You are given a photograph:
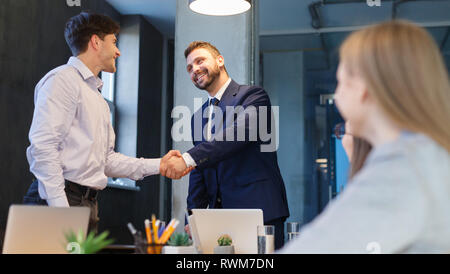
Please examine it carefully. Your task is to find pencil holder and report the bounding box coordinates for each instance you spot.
[135,242,165,254]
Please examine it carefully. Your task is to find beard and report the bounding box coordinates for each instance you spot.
[193,64,221,90]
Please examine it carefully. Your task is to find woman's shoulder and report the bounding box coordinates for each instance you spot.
[351,132,449,189]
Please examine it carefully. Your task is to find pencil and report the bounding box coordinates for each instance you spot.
[160,219,180,244]
[152,214,159,244]
[144,219,152,244]
[159,219,174,243]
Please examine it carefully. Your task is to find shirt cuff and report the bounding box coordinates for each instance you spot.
[143,158,161,176]
[47,195,70,207]
[182,153,197,168]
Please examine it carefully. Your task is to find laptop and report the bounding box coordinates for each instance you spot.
[2,205,90,254]
[190,209,264,254]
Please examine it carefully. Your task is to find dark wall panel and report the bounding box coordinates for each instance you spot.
[0,0,166,249]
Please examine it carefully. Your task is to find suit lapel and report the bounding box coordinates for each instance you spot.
[199,80,240,142]
[213,80,240,133]
[218,80,239,111]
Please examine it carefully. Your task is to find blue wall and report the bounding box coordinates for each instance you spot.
[263,51,305,232]
[335,139,350,195]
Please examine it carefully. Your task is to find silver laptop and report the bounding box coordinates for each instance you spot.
[2,205,90,254]
[190,209,264,254]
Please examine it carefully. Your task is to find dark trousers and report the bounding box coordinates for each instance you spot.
[265,217,285,250]
[23,179,99,234]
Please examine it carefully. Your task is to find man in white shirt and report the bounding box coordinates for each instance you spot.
[23,12,189,232]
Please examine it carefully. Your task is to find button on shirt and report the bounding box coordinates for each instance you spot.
[182,78,232,167]
[26,57,160,207]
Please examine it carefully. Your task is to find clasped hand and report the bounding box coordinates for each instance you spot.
[160,150,194,179]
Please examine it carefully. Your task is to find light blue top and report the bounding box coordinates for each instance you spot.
[279,132,450,253]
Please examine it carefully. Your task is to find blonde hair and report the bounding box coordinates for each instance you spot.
[340,20,450,152]
[349,137,372,179]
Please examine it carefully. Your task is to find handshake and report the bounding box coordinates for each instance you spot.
[159,150,194,180]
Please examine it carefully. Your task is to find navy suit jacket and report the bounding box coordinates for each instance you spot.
[186,80,290,223]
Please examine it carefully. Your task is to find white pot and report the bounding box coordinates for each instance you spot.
[214,245,235,254]
[162,245,197,254]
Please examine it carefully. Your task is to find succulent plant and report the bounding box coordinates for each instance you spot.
[167,232,192,246]
[217,234,232,246]
[65,229,114,254]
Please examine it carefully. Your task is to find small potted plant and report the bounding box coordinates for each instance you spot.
[65,229,114,254]
[162,232,197,254]
[214,234,234,254]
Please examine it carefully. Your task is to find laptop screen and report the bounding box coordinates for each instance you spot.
[190,209,263,254]
[3,205,90,254]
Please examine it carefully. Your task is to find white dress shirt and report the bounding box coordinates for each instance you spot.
[182,78,232,167]
[26,57,160,207]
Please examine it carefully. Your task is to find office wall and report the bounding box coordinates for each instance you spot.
[98,15,166,244]
[172,1,255,231]
[262,51,344,229]
[262,51,305,230]
[0,0,168,248]
[0,0,115,250]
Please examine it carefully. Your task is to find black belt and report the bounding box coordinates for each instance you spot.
[64,180,99,201]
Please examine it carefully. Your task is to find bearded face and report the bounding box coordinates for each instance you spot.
[186,48,223,91]
[192,61,220,90]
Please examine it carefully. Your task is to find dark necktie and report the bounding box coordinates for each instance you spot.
[209,98,219,106]
[209,98,220,138]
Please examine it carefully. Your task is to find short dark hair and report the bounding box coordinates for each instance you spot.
[184,41,222,59]
[64,11,120,56]
[184,41,228,74]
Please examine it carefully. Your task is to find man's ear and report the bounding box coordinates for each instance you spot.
[90,34,101,51]
[216,55,225,69]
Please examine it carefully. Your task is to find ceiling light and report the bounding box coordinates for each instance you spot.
[315,158,328,164]
[189,0,251,16]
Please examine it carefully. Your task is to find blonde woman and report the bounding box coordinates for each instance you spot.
[280,20,450,253]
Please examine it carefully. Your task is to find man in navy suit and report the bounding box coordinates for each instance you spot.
[160,41,289,249]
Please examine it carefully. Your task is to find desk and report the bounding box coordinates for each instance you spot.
[98,244,135,254]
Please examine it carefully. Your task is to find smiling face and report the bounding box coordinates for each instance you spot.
[186,48,224,91]
[98,34,121,73]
